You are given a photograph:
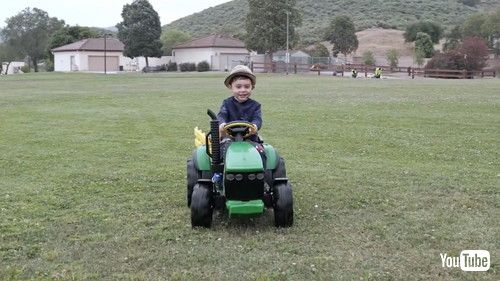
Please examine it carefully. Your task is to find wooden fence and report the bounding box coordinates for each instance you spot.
[250,62,496,79]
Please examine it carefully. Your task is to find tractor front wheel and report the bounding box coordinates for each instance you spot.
[190,183,213,228]
[273,182,293,227]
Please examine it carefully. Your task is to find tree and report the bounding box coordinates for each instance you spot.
[160,29,191,55]
[443,25,462,52]
[308,43,329,57]
[386,49,400,68]
[325,15,358,58]
[415,32,435,58]
[459,37,490,71]
[245,0,302,59]
[404,21,443,44]
[0,43,21,75]
[413,48,425,67]
[482,8,500,47]
[1,8,65,72]
[46,26,99,70]
[49,26,99,50]
[425,37,489,71]
[362,51,376,66]
[117,0,163,67]
[462,13,488,39]
[460,9,500,48]
[425,51,465,70]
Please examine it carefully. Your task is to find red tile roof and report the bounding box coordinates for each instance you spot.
[173,34,246,49]
[51,38,124,52]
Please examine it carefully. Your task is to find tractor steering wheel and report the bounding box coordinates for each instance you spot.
[223,121,257,139]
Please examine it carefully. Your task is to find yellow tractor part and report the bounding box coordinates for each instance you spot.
[194,127,208,147]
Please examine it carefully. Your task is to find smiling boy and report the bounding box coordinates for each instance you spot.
[217,65,262,141]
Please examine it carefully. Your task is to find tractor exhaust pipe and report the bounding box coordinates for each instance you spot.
[207,109,222,171]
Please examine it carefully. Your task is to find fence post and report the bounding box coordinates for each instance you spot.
[411,68,415,79]
[462,69,466,79]
[494,71,496,78]
[294,63,297,74]
[364,66,367,77]
[341,65,344,77]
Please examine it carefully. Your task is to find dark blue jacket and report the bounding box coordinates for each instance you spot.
[217,97,262,129]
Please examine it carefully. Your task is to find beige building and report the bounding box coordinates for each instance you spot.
[172,34,249,71]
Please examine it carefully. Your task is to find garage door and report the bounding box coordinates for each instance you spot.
[88,56,119,71]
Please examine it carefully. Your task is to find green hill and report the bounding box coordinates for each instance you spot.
[164,0,499,44]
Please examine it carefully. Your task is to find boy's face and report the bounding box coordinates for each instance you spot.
[230,77,252,103]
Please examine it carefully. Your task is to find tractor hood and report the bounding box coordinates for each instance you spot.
[225,142,264,173]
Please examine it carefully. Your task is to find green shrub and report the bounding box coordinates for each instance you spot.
[413,49,426,67]
[20,65,30,73]
[197,61,210,72]
[167,62,177,71]
[362,51,376,65]
[386,49,400,68]
[415,32,435,58]
[404,21,443,44]
[179,62,196,72]
[308,43,330,57]
[45,60,54,72]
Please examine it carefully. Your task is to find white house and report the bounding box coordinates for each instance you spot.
[172,34,249,71]
[52,38,125,72]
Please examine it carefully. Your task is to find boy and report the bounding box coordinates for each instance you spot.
[217,65,262,142]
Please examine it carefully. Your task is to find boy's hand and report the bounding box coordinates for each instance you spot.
[219,123,226,138]
[250,123,258,134]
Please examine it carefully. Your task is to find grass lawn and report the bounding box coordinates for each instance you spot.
[0,72,498,280]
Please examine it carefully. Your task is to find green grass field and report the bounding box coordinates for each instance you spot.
[0,72,498,280]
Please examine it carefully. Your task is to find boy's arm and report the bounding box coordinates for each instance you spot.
[251,104,262,130]
[217,101,228,136]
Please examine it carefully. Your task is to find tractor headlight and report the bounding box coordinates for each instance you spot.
[226,174,235,181]
[248,173,256,180]
[256,173,264,180]
[235,174,243,181]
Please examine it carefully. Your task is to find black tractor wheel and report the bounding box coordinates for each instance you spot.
[265,157,286,186]
[273,182,293,227]
[186,158,200,207]
[274,157,286,178]
[190,183,213,228]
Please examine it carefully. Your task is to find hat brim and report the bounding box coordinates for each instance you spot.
[224,73,256,89]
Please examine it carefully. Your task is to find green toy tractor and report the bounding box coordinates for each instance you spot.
[186,109,293,228]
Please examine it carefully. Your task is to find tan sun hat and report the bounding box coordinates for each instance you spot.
[224,65,256,89]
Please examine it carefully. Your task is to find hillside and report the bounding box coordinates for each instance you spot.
[164,0,499,44]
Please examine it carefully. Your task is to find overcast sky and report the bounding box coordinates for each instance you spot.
[0,0,232,28]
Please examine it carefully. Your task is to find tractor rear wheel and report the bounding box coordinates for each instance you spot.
[190,183,213,228]
[274,157,286,178]
[273,182,293,227]
[187,158,200,207]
